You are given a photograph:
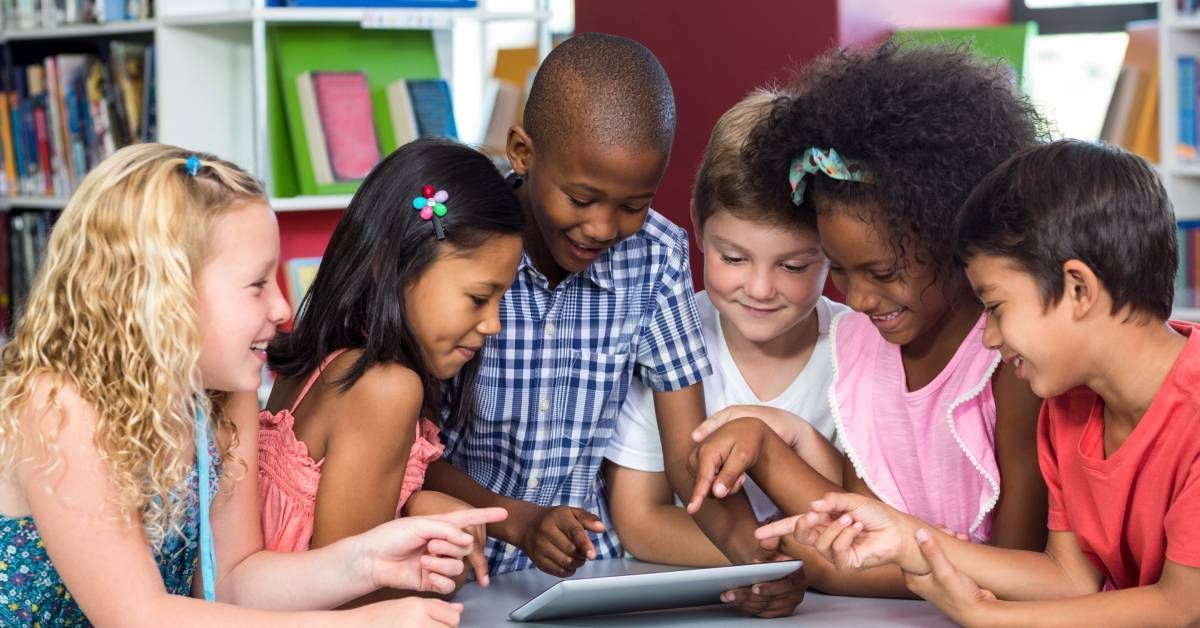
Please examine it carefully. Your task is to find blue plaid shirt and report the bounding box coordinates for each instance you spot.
[440,209,711,574]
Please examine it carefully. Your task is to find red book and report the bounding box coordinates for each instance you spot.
[34,107,52,194]
[296,71,381,184]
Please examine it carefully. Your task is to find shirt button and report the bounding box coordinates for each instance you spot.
[539,397,550,413]
[545,322,556,337]
[528,475,540,489]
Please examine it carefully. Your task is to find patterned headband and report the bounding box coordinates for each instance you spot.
[788,147,872,206]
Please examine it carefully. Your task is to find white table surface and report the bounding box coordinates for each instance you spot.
[455,558,955,627]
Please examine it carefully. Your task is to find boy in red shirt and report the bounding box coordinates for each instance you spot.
[754,140,1200,625]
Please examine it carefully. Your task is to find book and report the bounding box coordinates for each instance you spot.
[285,256,322,312]
[405,78,457,140]
[482,79,521,155]
[296,71,381,184]
[386,79,419,147]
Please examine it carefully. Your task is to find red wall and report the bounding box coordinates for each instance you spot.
[574,0,1010,289]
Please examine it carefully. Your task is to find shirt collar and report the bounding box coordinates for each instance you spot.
[518,249,615,293]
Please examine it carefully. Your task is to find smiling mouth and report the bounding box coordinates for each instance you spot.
[869,307,906,322]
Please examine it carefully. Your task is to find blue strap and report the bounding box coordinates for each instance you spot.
[195,402,217,602]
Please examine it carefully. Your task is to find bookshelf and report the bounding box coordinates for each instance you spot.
[1160,0,1200,321]
[0,0,556,331]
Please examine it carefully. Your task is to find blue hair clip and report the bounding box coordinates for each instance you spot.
[185,155,202,177]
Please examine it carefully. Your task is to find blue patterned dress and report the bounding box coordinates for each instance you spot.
[0,450,219,627]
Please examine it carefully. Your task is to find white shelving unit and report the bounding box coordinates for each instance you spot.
[154,0,551,206]
[1159,1,1200,322]
[0,0,553,212]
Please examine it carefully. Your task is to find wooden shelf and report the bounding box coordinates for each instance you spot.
[2,19,155,41]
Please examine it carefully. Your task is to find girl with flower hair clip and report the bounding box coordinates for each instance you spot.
[260,138,525,604]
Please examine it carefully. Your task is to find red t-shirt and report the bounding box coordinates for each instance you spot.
[1038,321,1200,589]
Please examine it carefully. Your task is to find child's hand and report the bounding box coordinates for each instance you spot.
[720,564,807,618]
[903,529,997,626]
[355,507,507,594]
[345,597,464,627]
[404,490,493,587]
[754,492,913,572]
[685,417,770,513]
[694,405,805,450]
[519,505,607,577]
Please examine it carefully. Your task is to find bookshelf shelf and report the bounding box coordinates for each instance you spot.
[158,7,550,29]
[0,196,68,210]
[1172,15,1200,31]
[1173,306,1200,321]
[270,194,354,212]
[2,19,156,41]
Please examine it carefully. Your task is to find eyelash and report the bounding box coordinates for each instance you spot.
[984,304,1000,317]
[470,295,488,306]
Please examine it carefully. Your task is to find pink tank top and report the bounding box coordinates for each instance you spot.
[830,311,1002,541]
[258,350,445,552]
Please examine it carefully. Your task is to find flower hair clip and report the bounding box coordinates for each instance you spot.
[412,185,448,240]
[185,154,202,176]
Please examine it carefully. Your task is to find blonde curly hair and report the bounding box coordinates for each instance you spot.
[0,143,266,547]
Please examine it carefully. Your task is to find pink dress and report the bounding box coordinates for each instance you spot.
[830,311,1002,541]
[258,350,446,552]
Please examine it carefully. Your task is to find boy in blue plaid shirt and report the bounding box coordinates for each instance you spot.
[425,34,802,615]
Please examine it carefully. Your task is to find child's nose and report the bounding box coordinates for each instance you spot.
[981,317,1003,350]
[745,265,775,302]
[270,284,293,326]
[580,206,620,244]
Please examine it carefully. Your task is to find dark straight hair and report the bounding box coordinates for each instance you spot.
[268,138,524,430]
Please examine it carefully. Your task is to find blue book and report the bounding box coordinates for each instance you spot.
[1179,56,1198,161]
[406,79,458,140]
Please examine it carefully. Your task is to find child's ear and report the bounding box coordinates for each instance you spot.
[506,125,535,177]
[1061,259,1102,319]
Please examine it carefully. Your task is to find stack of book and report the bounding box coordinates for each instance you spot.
[2,0,153,31]
[0,42,155,199]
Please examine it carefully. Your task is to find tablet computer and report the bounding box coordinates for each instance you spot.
[508,560,802,622]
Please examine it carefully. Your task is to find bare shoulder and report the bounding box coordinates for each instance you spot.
[326,357,425,438]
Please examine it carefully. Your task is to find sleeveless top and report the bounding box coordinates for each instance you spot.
[830,311,1002,540]
[0,439,220,627]
[258,350,445,552]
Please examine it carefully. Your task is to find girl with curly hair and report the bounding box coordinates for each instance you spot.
[688,42,1051,598]
[0,143,503,627]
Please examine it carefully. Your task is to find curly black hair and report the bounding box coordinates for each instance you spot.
[745,41,1050,281]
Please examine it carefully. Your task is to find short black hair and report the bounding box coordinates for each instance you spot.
[956,139,1176,322]
[268,138,524,430]
[746,41,1048,279]
[524,32,675,157]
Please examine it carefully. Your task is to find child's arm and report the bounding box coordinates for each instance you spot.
[905,529,1200,627]
[759,492,1104,601]
[603,460,728,567]
[205,390,505,610]
[21,380,489,626]
[987,363,1049,551]
[654,385,765,562]
[308,365,420,550]
[691,404,843,484]
[422,459,605,577]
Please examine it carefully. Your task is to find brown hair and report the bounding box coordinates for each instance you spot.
[694,88,814,233]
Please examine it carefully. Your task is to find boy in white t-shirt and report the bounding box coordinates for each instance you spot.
[603,88,847,569]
